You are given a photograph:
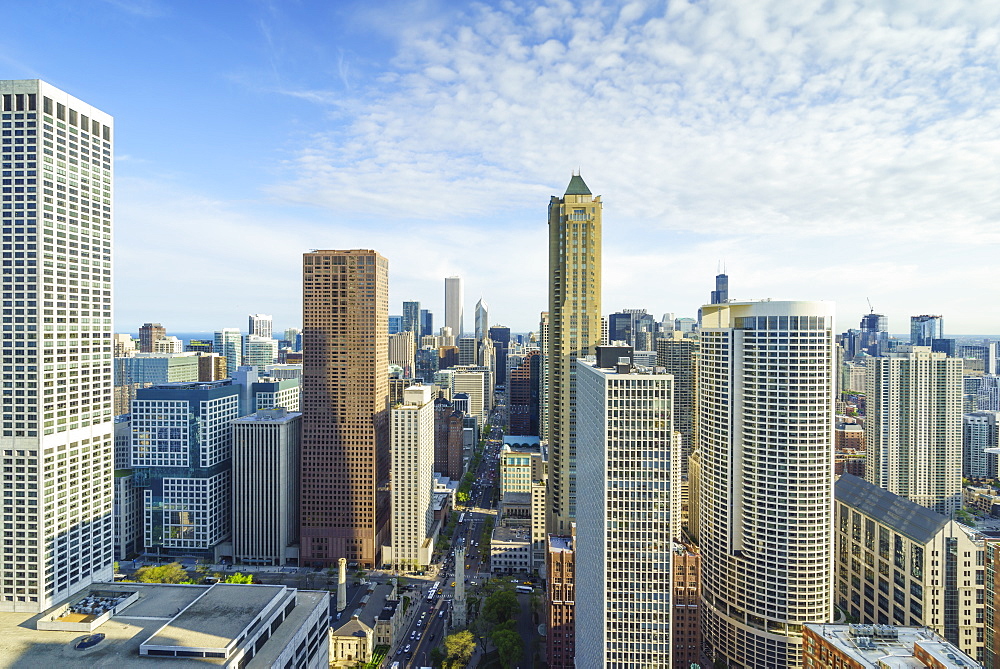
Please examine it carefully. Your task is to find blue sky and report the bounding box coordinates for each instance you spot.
[5,0,1000,335]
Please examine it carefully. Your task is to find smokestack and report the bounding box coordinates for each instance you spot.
[337,557,347,612]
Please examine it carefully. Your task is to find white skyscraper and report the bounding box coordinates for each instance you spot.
[475,298,488,342]
[699,301,835,668]
[248,313,273,339]
[243,334,278,373]
[0,80,114,612]
[390,385,435,569]
[445,276,463,337]
[575,356,677,667]
[865,346,963,515]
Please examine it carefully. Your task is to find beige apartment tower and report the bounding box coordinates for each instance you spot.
[546,173,602,534]
[300,250,390,568]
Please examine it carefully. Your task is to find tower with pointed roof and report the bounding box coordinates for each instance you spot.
[546,173,602,534]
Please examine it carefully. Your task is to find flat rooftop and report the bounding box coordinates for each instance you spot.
[548,535,573,552]
[805,624,977,668]
[143,583,287,652]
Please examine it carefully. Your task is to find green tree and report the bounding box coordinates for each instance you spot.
[428,646,446,668]
[133,562,189,584]
[224,572,254,584]
[492,628,524,669]
[443,630,475,667]
[482,588,519,624]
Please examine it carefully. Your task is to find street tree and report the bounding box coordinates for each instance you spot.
[443,630,475,667]
[132,562,189,584]
[492,628,524,669]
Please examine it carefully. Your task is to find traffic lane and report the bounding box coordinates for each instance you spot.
[410,604,447,668]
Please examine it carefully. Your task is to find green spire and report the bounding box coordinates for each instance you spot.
[564,173,591,196]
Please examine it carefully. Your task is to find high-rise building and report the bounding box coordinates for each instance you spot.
[131,380,240,558]
[575,357,677,667]
[474,298,488,343]
[546,174,602,534]
[388,331,416,378]
[388,315,402,335]
[864,346,962,515]
[710,271,728,304]
[910,314,944,346]
[139,322,166,353]
[655,331,699,476]
[0,80,114,612]
[214,328,242,378]
[508,350,540,436]
[457,336,477,367]
[445,276,463,337]
[539,311,550,441]
[964,411,1000,479]
[489,325,511,390]
[546,529,576,669]
[232,407,302,566]
[300,250,390,568]
[248,313,273,339]
[243,334,278,373]
[420,309,433,338]
[699,300,835,668]
[402,300,421,335]
[390,385,435,570]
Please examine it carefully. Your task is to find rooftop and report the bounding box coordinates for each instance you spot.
[835,474,951,544]
[805,624,978,668]
[548,535,573,552]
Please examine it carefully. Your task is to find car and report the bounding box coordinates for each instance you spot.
[404,644,412,653]
[438,610,445,618]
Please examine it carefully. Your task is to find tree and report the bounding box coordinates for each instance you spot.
[492,628,524,669]
[133,562,189,584]
[428,646,446,668]
[224,572,254,584]
[443,630,475,667]
[481,588,519,624]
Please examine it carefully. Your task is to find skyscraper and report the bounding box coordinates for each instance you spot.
[547,173,602,534]
[445,276,463,337]
[910,314,944,346]
[865,346,962,515]
[248,313,273,339]
[474,298,488,343]
[402,300,421,335]
[0,80,114,612]
[699,300,835,668]
[300,250,389,568]
[390,385,434,570]
[214,328,242,377]
[139,322,166,353]
[419,309,433,338]
[575,356,677,666]
[710,271,728,304]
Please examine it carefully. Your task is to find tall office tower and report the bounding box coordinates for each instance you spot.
[139,322,166,352]
[388,315,402,335]
[232,407,302,566]
[450,366,491,424]
[910,314,944,346]
[419,309,433,338]
[864,346,962,515]
[539,311,550,441]
[457,336,477,366]
[214,328,242,377]
[433,397,465,480]
[508,350,540,436]
[300,250,389,568]
[248,313,273,339]
[655,331,699,476]
[546,173,602,534]
[388,331,416,378]
[445,276,463,336]
[474,298,488,342]
[0,81,114,612]
[607,311,632,344]
[402,300,421,335]
[710,271,728,304]
[131,380,240,558]
[283,328,301,348]
[243,335,278,373]
[699,300,835,668]
[489,325,511,390]
[576,356,677,667]
[964,411,1000,479]
[390,385,435,570]
[857,311,888,357]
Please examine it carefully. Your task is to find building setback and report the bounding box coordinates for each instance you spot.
[300,250,390,568]
[0,80,115,612]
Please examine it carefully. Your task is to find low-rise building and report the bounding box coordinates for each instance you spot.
[329,580,403,667]
[803,624,978,668]
[490,524,532,574]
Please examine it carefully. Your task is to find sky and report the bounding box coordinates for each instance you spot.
[4,0,1000,335]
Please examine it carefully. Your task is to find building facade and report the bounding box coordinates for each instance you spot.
[213,328,242,378]
[864,346,963,516]
[964,410,1000,480]
[546,532,576,669]
[575,358,676,667]
[231,408,301,566]
[138,322,165,353]
[0,80,115,612]
[699,300,836,668]
[248,313,273,339]
[300,249,390,568]
[546,174,602,534]
[834,474,985,663]
[445,276,463,337]
[390,385,435,570]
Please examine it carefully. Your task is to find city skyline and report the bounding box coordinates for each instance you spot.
[3,1,999,333]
